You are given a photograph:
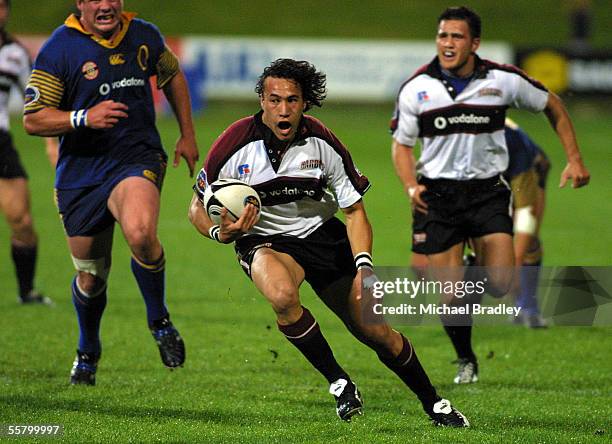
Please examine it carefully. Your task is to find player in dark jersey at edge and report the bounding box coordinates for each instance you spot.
[23,0,199,385]
[189,58,469,427]
[0,0,56,305]
[391,6,589,384]
[503,118,550,328]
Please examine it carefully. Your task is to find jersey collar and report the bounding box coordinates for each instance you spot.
[64,11,137,49]
[255,110,308,172]
[427,54,489,81]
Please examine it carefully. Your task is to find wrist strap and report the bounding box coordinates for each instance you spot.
[208,225,222,243]
[354,252,373,270]
[69,109,88,129]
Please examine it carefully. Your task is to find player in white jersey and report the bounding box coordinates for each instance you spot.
[189,58,469,427]
[390,6,590,384]
[0,0,53,304]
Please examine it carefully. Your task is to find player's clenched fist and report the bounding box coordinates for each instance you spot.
[87,100,129,129]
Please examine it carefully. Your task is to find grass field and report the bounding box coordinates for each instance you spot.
[1,102,611,443]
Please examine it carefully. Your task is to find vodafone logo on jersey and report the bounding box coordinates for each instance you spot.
[99,77,146,96]
[434,114,491,130]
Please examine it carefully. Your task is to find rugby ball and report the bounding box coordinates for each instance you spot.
[203,178,261,224]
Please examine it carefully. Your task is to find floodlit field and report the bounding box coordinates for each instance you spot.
[1,103,611,442]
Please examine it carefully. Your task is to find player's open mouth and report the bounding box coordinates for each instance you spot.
[442,51,455,60]
[96,14,116,24]
[277,121,292,134]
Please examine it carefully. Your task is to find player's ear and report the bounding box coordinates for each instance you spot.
[471,37,480,53]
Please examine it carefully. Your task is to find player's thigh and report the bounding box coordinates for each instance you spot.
[251,248,305,313]
[0,178,32,228]
[472,232,514,296]
[426,242,465,303]
[67,225,114,261]
[107,176,160,235]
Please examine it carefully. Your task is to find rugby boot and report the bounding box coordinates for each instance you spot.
[453,357,479,384]
[426,398,470,427]
[329,378,363,421]
[70,350,99,386]
[150,317,185,368]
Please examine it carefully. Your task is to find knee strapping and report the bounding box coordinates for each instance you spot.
[72,256,110,283]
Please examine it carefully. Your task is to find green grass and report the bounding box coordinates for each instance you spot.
[9,1,612,48]
[1,102,611,442]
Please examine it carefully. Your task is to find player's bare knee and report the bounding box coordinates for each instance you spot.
[486,274,513,298]
[269,285,300,318]
[72,256,110,296]
[124,225,158,259]
[76,271,106,295]
[7,210,33,234]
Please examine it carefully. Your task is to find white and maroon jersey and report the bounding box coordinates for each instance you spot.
[0,33,31,131]
[199,111,370,238]
[390,56,549,180]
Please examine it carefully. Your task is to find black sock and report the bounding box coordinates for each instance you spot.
[278,306,348,384]
[11,243,37,298]
[378,334,439,409]
[443,325,476,361]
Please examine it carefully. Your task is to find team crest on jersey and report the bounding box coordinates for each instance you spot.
[24,85,40,106]
[109,54,126,65]
[478,88,502,97]
[417,91,429,102]
[137,45,149,71]
[300,159,324,170]
[82,61,99,80]
[194,169,207,200]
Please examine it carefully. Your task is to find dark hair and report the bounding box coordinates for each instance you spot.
[255,58,327,111]
[438,6,481,39]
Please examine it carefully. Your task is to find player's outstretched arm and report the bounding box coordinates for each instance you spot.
[163,71,199,177]
[391,139,428,213]
[23,101,129,136]
[543,92,590,188]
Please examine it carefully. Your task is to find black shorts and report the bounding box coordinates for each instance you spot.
[0,131,27,179]
[412,175,513,255]
[235,217,357,294]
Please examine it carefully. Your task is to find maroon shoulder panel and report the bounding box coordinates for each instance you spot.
[302,115,370,195]
[204,116,260,181]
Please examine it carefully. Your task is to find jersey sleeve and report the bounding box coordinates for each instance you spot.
[510,71,549,113]
[156,45,180,89]
[320,130,371,209]
[390,85,420,147]
[144,21,180,89]
[23,36,65,114]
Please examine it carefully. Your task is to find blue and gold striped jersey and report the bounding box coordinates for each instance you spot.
[24,12,179,189]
